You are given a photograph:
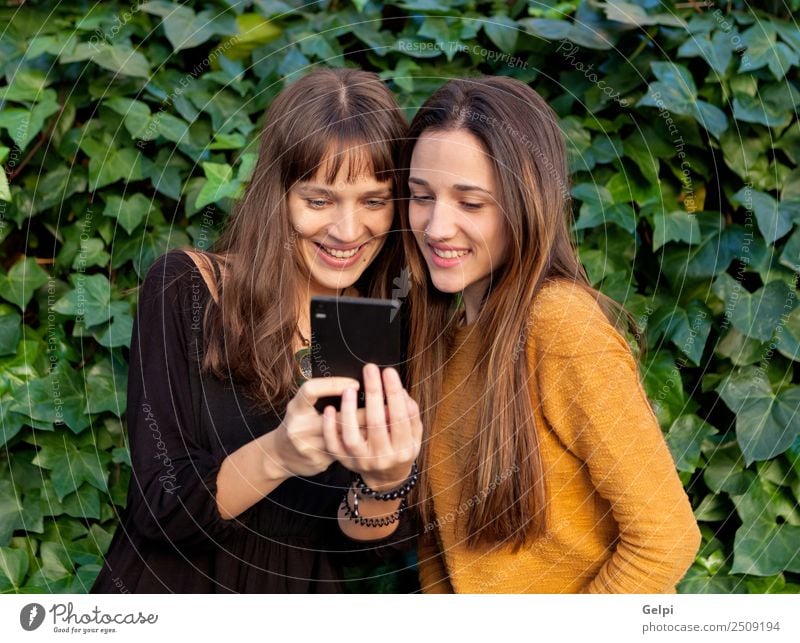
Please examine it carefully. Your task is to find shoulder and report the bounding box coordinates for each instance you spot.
[145,248,197,282]
[527,279,632,358]
[138,249,206,308]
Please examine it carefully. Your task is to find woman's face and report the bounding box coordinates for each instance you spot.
[288,155,394,296]
[408,128,507,307]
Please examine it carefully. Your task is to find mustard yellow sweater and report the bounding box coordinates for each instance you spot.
[418,280,702,593]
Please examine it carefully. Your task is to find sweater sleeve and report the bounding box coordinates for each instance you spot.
[124,250,247,548]
[531,286,701,593]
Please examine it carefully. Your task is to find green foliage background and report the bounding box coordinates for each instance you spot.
[0,0,799,593]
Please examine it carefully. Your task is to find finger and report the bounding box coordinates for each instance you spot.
[295,377,360,411]
[322,405,346,459]
[406,393,423,457]
[383,367,412,452]
[364,363,391,453]
[340,386,367,457]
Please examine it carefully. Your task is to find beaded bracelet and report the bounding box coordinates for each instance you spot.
[340,487,407,528]
[354,462,418,501]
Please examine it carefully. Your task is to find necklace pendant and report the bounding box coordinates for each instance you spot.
[295,346,312,380]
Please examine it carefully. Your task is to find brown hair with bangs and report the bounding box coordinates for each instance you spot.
[198,67,406,412]
[400,76,638,551]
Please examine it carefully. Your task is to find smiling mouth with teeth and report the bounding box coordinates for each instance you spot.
[316,243,364,259]
[432,247,470,259]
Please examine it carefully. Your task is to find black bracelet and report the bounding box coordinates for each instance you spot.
[354,462,418,501]
[340,487,407,528]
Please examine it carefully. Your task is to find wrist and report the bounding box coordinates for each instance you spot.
[360,465,413,493]
[261,429,291,483]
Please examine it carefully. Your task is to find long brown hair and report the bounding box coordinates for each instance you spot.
[401,76,638,551]
[196,67,406,412]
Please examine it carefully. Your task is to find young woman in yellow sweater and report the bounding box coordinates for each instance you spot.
[400,76,701,593]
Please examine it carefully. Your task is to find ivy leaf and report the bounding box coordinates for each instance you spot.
[195,162,241,208]
[731,187,795,244]
[715,278,795,342]
[702,440,753,495]
[637,62,727,138]
[141,3,222,52]
[89,146,146,191]
[652,210,701,250]
[104,97,153,140]
[0,256,49,310]
[642,351,689,428]
[0,98,60,149]
[95,301,134,349]
[83,358,126,417]
[32,435,111,500]
[0,547,29,589]
[484,15,518,54]
[62,42,152,79]
[717,368,800,464]
[599,0,686,28]
[0,481,23,547]
[0,305,21,356]
[52,273,111,328]
[0,165,10,202]
[663,221,745,285]
[740,22,799,80]
[518,18,571,41]
[665,415,718,473]
[733,520,800,575]
[103,193,151,235]
[9,365,89,434]
[677,29,733,76]
[571,183,636,233]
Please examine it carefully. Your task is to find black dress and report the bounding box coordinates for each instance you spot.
[91,249,414,593]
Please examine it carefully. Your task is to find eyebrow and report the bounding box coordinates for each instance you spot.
[408,176,493,197]
[296,183,392,198]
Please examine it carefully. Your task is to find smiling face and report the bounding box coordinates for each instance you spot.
[408,128,508,318]
[288,153,394,297]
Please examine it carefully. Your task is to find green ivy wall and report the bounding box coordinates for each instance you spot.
[0,0,799,593]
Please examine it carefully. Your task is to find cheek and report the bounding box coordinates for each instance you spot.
[369,207,395,234]
[408,205,427,231]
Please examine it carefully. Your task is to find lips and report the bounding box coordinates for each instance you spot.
[427,242,471,268]
[313,241,368,268]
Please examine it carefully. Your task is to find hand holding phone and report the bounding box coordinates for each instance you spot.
[321,363,422,491]
[310,295,403,412]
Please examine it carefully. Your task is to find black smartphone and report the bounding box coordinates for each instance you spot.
[310,295,403,412]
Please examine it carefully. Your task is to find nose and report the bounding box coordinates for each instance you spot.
[421,201,458,242]
[327,202,362,243]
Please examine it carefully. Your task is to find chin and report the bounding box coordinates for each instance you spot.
[429,274,465,294]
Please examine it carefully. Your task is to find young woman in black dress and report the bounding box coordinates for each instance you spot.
[91,68,421,593]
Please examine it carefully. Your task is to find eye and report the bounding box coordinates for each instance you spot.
[461,202,483,211]
[365,199,388,208]
[410,194,433,203]
[305,198,328,209]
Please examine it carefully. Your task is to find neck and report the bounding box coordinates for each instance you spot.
[462,278,489,325]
